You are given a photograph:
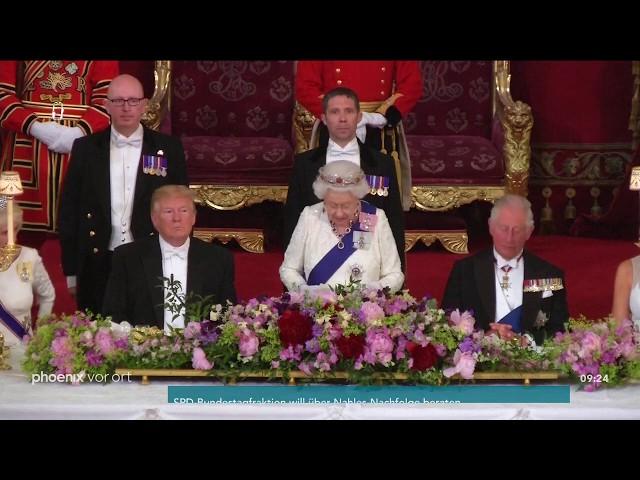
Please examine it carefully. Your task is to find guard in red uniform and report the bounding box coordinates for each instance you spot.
[296,61,422,209]
[0,60,119,231]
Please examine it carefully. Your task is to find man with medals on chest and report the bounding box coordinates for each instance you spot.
[58,74,188,316]
[283,87,405,272]
[0,60,119,232]
[280,160,404,294]
[442,194,569,343]
[296,61,422,211]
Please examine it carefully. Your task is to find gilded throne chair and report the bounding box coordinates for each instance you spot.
[147,60,296,252]
[404,60,533,253]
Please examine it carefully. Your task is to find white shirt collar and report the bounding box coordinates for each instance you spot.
[110,123,143,147]
[327,138,359,156]
[159,235,190,260]
[493,248,524,270]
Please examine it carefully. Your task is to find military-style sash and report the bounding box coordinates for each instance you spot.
[498,305,523,334]
[307,201,376,286]
[0,299,28,340]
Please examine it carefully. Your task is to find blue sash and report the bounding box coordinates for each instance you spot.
[498,305,523,334]
[0,299,28,340]
[307,201,376,286]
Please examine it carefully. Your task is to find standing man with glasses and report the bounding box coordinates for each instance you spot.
[59,74,188,315]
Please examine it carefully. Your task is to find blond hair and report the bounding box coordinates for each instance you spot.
[150,185,196,212]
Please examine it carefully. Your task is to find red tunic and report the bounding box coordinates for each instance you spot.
[295,60,423,118]
[0,60,119,231]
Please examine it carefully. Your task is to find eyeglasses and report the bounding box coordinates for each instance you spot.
[108,97,145,107]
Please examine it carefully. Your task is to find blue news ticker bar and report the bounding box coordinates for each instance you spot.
[168,385,570,404]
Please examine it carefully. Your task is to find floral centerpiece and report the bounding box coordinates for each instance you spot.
[544,316,640,391]
[22,312,130,382]
[20,280,640,389]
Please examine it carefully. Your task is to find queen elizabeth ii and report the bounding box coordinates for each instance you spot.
[280,160,404,293]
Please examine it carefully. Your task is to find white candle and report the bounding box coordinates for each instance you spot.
[7,198,14,246]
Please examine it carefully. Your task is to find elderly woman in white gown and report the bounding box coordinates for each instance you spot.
[0,199,55,350]
[280,160,404,293]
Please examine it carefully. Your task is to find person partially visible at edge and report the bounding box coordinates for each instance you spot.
[280,160,404,294]
[58,74,188,316]
[612,254,640,329]
[283,86,405,272]
[0,200,55,350]
[0,60,119,232]
[296,60,423,210]
[103,185,236,331]
[442,194,569,344]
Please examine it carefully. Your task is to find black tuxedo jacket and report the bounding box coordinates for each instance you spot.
[441,248,568,343]
[102,236,237,327]
[283,141,405,270]
[58,126,188,279]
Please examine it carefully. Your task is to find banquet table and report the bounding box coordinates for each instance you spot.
[2,348,639,420]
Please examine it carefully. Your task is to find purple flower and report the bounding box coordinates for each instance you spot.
[85,349,103,367]
[314,352,332,371]
[279,345,303,362]
[364,328,394,366]
[298,362,313,376]
[95,328,115,355]
[71,314,90,328]
[458,336,478,354]
[238,330,259,358]
[305,338,321,354]
[199,321,219,345]
[183,321,202,340]
[384,297,409,315]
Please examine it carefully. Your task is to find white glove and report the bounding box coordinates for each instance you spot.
[299,284,331,295]
[48,126,84,154]
[356,112,388,143]
[361,111,388,128]
[29,121,63,147]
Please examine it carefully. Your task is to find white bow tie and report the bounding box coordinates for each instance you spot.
[115,137,142,149]
[329,146,358,157]
[163,247,187,261]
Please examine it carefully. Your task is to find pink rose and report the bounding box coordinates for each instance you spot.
[192,347,213,370]
[449,309,476,336]
[443,350,476,379]
[360,301,385,325]
[239,330,260,358]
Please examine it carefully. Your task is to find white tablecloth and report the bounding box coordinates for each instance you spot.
[2,348,640,420]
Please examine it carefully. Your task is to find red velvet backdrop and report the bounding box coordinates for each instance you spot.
[118,61,155,98]
[510,61,635,237]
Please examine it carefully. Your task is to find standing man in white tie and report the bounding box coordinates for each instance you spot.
[102,185,236,329]
[283,87,405,271]
[58,74,188,315]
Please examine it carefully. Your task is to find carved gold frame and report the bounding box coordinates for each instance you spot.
[404,230,468,254]
[193,227,264,253]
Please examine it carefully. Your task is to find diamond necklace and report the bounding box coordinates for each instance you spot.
[330,208,360,250]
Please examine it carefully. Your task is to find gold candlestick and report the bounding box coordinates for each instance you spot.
[0,171,24,272]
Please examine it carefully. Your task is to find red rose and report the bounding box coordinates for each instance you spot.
[406,342,438,371]
[278,309,313,347]
[335,334,365,360]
